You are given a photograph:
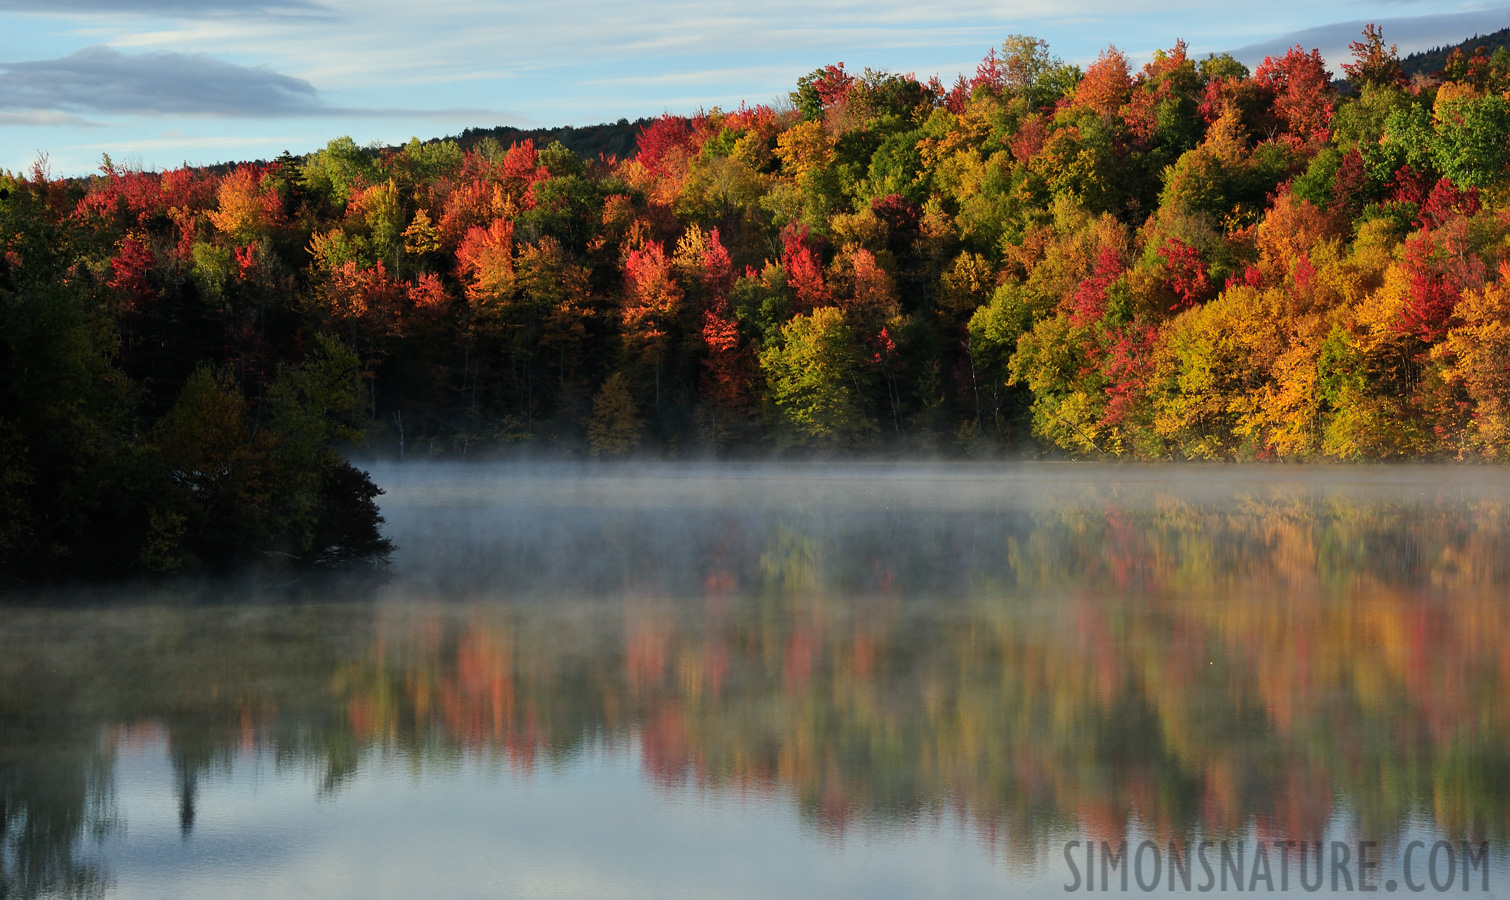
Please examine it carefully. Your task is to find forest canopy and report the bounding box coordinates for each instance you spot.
[6,26,1510,578]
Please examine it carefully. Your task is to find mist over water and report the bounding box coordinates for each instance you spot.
[5,462,1510,898]
[371,460,1510,594]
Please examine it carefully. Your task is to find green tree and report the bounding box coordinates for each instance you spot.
[760,307,875,447]
[588,373,644,457]
[300,136,381,206]
[151,341,390,570]
[395,137,464,188]
[1431,94,1510,189]
[967,282,1044,439]
[0,174,157,579]
[154,365,269,564]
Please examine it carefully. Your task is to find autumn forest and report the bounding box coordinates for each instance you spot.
[5,27,1510,578]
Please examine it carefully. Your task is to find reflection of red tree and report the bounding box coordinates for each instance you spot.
[784,625,818,692]
[448,626,516,743]
[1078,797,1127,845]
[704,569,737,595]
[1074,600,1124,704]
[1256,769,1333,844]
[703,635,729,698]
[815,759,851,836]
[640,706,693,787]
[506,711,538,775]
[850,632,876,679]
[626,615,669,694]
[347,697,380,739]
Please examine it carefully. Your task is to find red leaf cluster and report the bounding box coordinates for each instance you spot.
[1158,239,1213,310]
[1070,246,1125,327]
[780,223,830,311]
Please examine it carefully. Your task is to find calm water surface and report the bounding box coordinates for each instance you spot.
[4,463,1510,898]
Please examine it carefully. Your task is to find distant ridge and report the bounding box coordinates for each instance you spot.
[1399,26,1510,78]
[450,118,653,162]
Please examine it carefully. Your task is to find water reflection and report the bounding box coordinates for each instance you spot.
[4,464,1510,897]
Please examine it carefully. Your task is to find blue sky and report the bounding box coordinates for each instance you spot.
[3,0,1509,176]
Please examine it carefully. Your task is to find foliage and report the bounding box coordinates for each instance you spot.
[0,171,389,582]
[587,372,643,456]
[6,21,1510,521]
[760,307,874,447]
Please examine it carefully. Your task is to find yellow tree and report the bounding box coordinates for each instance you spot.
[774,121,833,178]
[588,372,644,457]
[1432,271,1510,457]
[207,164,282,244]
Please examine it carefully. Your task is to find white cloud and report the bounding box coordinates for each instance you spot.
[0,46,522,123]
[0,46,321,116]
[74,134,294,151]
[582,65,804,87]
[0,0,328,15]
[0,109,101,125]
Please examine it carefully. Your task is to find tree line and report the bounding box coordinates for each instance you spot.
[5,26,1510,577]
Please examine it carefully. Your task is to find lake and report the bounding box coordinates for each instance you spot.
[3,463,1509,898]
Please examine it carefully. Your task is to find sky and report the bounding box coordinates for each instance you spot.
[3,0,1510,176]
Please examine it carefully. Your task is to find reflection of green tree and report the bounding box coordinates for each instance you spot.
[0,732,113,900]
[758,523,819,595]
[0,598,381,896]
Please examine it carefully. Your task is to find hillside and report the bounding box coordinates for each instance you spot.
[1400,26,1510,78]
[452,119,652,163]
[7,25,1510,579]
